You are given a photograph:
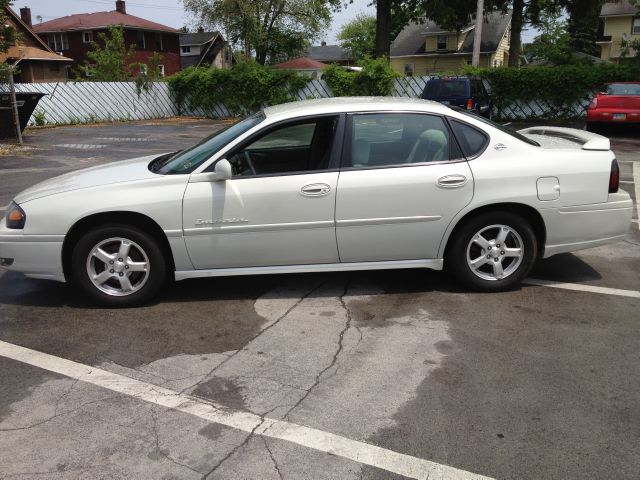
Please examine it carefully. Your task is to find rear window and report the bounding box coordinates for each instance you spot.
[606,83,640,95]
[424,80,468,98]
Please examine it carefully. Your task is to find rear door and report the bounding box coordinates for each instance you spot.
[335,112,474,262]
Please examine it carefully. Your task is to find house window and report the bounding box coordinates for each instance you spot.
[158,64,165,77]
[47,33,69,51]
[224,48,230,61]
[181,46,191,53]
[633,18,640,35]
[404,63,414,76]
[437,35,447,51]
[82,31,93,43]
[137,31,146,49]
[155,33,163,51]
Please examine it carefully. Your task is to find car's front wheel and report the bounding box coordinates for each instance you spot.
[446,212,538,291]
[71,225,167,307]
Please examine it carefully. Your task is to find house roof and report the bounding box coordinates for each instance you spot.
[180,31,220,46]
[0,7,73,63]
[600,1,638,17]
[391,11,512,57]
[273,57,328,69]
[32,10,179,34]
[307,44,351,62]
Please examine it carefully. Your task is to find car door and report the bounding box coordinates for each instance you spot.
[182,115,343,269]
[335,112,474,262]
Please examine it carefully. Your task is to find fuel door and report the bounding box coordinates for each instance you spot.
[537,176,560,201]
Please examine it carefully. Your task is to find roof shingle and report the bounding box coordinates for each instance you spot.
[32,10,179,34]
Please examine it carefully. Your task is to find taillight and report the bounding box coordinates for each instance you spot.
[609,159,619,193]
[466,98,473,110]
[589,96,598,109]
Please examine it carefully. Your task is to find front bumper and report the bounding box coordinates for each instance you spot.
[540,190,634,258]
[0,230,66,282]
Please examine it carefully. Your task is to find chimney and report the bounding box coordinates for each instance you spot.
[321,41,327,47]
[115,0,126,14]
[20,7,32,27]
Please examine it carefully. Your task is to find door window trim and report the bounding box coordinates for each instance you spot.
[340,111,466,171]
[206,113,346,179]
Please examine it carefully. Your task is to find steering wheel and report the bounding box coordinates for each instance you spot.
[243,151,257,175]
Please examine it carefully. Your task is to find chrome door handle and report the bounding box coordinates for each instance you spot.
[301,183,331,197]
[437,175,468,188]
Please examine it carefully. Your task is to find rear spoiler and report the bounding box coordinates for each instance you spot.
[517,126,610,151]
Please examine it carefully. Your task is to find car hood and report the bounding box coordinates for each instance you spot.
[15,154,163,204]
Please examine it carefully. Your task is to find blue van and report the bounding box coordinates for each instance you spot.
[421,77,492,118]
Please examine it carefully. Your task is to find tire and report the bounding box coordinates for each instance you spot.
[71,224,167,307]
[446,212,538,292]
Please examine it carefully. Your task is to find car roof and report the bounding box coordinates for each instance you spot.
[263,97,452,120]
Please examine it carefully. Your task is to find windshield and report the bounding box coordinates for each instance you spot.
[156,112,265,174]
[606,83,640,96]
[424,80,468,98]
[452,108,540,147]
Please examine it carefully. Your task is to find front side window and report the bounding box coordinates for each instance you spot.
[156,113,265,174]
[226,116,338,177]
[347,113,452,168]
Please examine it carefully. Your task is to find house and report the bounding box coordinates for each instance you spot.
[390,11,512,75]
[27,1,180,77]
[306,42,352,66]
[0,6,72,82]
[179,31,235,70]
[597,1,639,62]
[273,57,328,79]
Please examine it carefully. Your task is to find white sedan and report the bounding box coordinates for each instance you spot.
[0,98,633,306]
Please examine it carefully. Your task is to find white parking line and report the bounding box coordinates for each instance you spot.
[634,162,640,221]
[524,278,640,299]
[0,340,492,480]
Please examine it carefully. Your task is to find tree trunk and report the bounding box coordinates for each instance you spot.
[508,0,524,67]
[375,0,392,59]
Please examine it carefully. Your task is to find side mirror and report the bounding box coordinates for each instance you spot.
[189,159,232,183]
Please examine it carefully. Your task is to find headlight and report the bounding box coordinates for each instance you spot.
[5,202,26,229]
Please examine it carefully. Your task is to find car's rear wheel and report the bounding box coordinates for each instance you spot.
[446,212,537,291]
[71,225,166,307]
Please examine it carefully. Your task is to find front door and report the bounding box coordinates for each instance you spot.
[335,112,474,262]
[182,115,342,269]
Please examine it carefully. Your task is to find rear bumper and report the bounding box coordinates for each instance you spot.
[0,232,65,282]
[586,109,640,123]
[540,191,634,258]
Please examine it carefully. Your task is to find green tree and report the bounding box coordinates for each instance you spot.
[525,9,573,64]
[1,0,17,54]
[337,14,376,60]
[183,0,339,65]
[561,0,606,56]
[84,25,135,80]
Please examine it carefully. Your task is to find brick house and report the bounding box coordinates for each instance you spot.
[0,5,72,82]
[25,0,180,78]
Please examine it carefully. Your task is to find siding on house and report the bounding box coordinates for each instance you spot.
[391,54,493,75]
[600,16,639,60]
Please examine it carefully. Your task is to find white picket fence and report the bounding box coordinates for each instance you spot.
[6,76,589,126]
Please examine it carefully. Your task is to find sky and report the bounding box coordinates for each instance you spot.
[9,0,538,45]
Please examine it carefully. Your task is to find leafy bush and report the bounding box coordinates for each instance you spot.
[168,62,309,116]
[33,110,46,126]
[323,57,400,96]
[463,63,640,119]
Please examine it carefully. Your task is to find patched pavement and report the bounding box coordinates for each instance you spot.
[0,120,639,480]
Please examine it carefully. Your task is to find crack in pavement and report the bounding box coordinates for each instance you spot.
[179,280,328,397]
[150,406,204,477]
[282,278,353,421]
[262,436,285,480]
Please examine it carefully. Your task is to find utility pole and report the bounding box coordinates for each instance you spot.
[7,62,23,145]
[471,0,484,67]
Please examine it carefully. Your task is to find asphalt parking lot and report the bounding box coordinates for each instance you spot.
[0,119,639,480]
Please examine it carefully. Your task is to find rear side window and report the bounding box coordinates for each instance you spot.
[450,119,489,158]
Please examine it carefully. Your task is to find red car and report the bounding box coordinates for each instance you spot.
[587,82,640,129]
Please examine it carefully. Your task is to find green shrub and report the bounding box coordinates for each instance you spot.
[168,62,309,116]
[33,109,46,126]
[463,63,640,119]
[324,57,400,96]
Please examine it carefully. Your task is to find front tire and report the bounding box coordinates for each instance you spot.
[446,212,538,292]
[71,225,167,307]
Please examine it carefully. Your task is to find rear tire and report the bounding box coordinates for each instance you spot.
[71,224,167,307]
[446,212,538,292]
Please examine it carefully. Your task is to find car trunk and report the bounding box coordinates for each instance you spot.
[597,94,640,110]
